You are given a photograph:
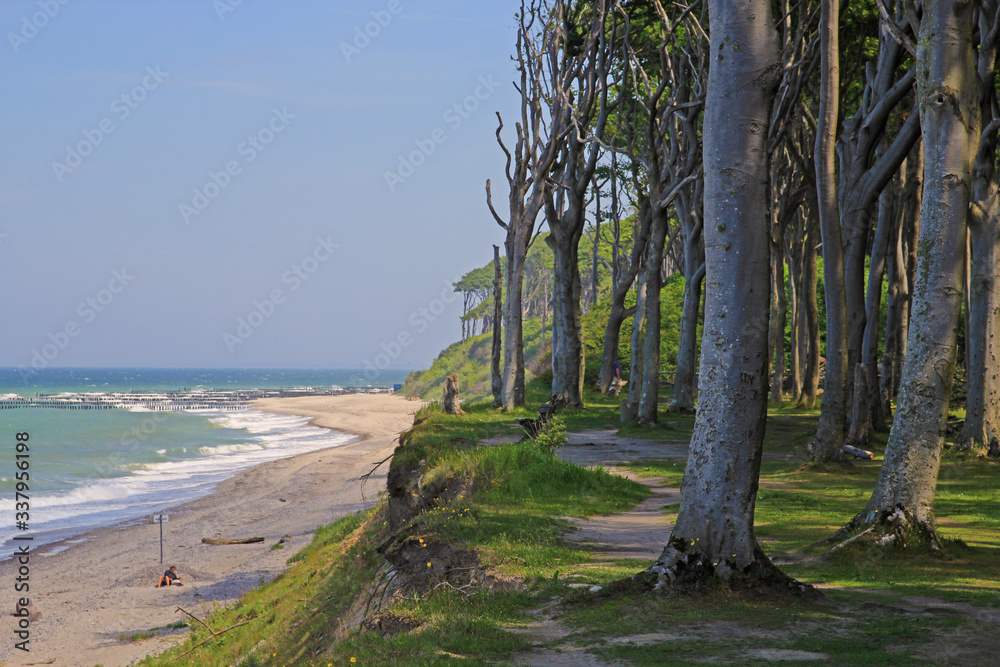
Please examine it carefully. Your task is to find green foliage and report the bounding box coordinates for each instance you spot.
[403,317,550,401]
[532,415,567,453]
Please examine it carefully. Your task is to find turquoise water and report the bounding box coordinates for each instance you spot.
[0,368,408,556]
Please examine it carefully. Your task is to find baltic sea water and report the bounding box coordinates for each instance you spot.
[0,368,406,557]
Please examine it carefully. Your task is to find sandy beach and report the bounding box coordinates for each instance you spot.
[0,393,421,667]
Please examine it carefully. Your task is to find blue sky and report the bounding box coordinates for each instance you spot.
[0,0,522,373]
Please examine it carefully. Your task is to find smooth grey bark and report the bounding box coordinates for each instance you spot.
[670,199,706,414]
[809,0,848,461]
[545,0,619,408]
[621,276,647,424]
[837,28,919,411]
[637,207,669,424]
[798,207,822,409]
[503,230,530,409]
[491,245,503,409]
[648,0,796,588]
[836,0,979,546]
[769,202,789,403]
[597,200,652,394]
[547,184,588,407]
[896,142,923,395]
[853,165,898,440]
[787,222,802,403]
[813,6,920,452]
[485,4,567,410]
[881,167,906,405]
[960,3,1000,454]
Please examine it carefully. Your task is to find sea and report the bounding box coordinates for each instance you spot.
[0,367,408,558]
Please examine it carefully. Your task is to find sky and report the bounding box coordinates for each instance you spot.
[0,0,523,374]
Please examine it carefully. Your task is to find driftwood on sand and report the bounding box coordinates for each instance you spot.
[201,536,265,545]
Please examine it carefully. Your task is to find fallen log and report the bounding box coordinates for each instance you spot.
[843,444,873,460]
[201,536,265,545]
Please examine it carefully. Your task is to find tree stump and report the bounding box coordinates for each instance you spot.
[443,374,463,415]
[620,399,638,424]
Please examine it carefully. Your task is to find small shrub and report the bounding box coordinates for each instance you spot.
[533,416,567,453]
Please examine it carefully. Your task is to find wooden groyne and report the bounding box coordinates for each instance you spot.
[0,386,393,411]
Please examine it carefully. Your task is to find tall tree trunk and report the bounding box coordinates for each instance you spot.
[622,276,647,423]
[648,0,800,590]
[502,234,529,409]
[809,0,848,461]
[491,245,504,409]
[770,216,788,403]
[881,173,905,407]
[591,183,602,309]
[669,188,705,414]
[638,208,670,423]
[833,0,978,547]
[598,201,652,393]
[798,207,822,409]
[853,166,897,439]
[787,222,802,404]
[548,206,587,407]
[896,142,923,395]
[960,2,1000,455]
[670,260,705,414]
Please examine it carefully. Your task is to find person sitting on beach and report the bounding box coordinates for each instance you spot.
[157,566,182,588]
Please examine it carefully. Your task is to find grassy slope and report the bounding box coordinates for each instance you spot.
[135,382,1000,666]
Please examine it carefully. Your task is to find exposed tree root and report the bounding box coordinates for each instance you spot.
[823,505,944,557]
[590,539,820,601]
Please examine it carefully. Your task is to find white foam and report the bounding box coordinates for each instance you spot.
[0,410,354,556]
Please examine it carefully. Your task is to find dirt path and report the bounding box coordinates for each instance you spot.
[558,429,685,563]
[507,430,685,666]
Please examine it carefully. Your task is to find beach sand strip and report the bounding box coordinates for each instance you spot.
[0,393,420,667]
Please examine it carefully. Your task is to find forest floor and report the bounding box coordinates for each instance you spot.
[505,426,1000,665]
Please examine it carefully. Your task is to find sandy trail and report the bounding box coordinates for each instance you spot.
[0,393,421,667]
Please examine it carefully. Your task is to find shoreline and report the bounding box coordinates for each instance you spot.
[0,393,421,667]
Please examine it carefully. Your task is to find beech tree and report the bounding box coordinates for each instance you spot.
[829,0,979,548]
[543,0,623,407]
[487,1,567,409]
[960,1,1000,455]
[647,0,805,590]
[808,0,848,462]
